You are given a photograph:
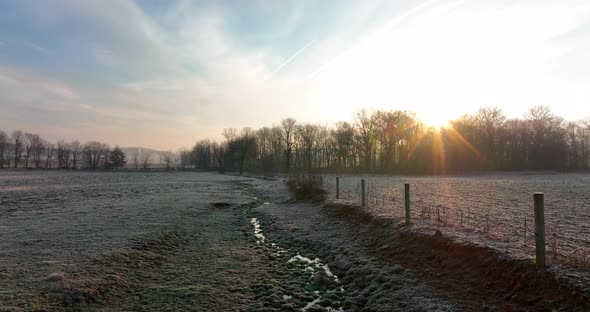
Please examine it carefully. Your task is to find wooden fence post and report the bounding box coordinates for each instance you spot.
[336,177,340,199]
[361,179,366,207]
[405,183,411,225]
[534,192,545,268]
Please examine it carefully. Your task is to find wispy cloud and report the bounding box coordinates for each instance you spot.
[42,81,80,100]
[1,0,590,148]
[25,42,49,53]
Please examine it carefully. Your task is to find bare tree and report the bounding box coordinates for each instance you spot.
[141,150,151,170]
[297,124,318,171]
[280,118,297,173]
[226,128,256,175]
[44,142,56,169]
[212,142,226,171]
[473,106,507,168]
[222,128,238,143]
[0,130,7,169]
[160,151,175,170]
[525,106,565,169]
[194,140,211,170]
[354,110,375,172]
[84,141,110,169]
[11,130,23,168]
[31,138,45,169]
[57,140,73,169]
[130,150,140,170]
[178,148,191,169]
[70,141,82,169]
[23,133,39,168]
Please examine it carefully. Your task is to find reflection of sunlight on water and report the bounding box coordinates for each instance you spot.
[250,218,265,243]
[288,254,340,283]
[251,217,344,311]
[302,298,320,311]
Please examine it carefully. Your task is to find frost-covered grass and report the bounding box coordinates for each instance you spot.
[249,178,459,312]
[323,173,590,263]
[0,171,280,310]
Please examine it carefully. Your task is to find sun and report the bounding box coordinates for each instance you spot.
[420,112,450,129]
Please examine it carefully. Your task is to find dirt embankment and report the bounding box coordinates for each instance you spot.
[323,201,590,311]
[248,178,590,311]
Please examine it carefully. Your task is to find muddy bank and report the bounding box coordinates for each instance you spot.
[324,200,590,311]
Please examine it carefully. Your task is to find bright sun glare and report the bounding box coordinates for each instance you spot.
[310,2,576,126]
[422,118,449,129]
[420,113,450,129]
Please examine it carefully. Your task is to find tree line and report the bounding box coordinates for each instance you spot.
[0,130,128,170]
[2,105,589,174]
[184,105,590,174]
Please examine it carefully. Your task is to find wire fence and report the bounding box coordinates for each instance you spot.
[320,175,590,269]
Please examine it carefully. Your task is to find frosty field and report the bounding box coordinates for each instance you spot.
[0,171,280,310]
[324,173,590,264]
[2,170,590,311]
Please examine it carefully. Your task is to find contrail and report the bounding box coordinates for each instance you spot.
[307,0,440,80]
[271,40,314,75]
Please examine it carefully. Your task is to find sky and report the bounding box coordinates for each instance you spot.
[1,0,590,150]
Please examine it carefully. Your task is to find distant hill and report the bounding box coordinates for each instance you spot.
[120,147,168,167]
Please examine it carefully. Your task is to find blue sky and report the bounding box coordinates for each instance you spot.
[1,0,590,149]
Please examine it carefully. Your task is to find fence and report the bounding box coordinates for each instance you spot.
[320,175,590,269]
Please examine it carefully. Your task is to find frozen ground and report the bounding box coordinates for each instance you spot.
[246,178,458,311]
[0,171,309,311]
[246,177,590,311]
[1,170,588,311]
[323,173,590,264]
[0,171,455,311]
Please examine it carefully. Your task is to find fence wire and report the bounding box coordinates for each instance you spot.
[320,175,590,269]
